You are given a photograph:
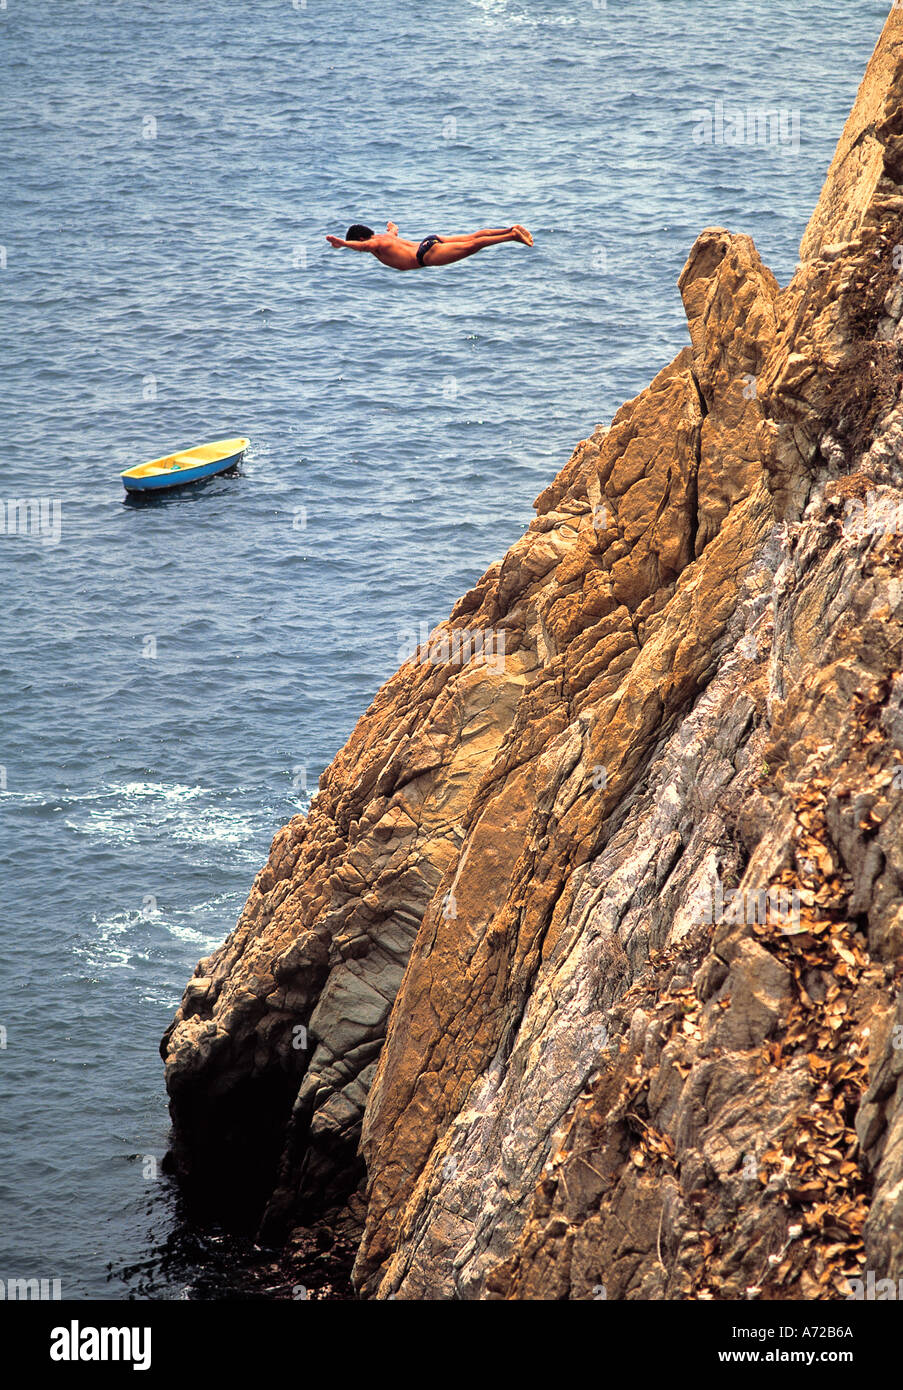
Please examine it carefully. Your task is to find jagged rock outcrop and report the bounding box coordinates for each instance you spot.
[163,6,903,1298]
[160,598,535,1231]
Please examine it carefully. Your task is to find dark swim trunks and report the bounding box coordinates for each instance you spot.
[416,234,443,267]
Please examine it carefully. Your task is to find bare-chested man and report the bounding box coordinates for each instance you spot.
[326,221,534,270]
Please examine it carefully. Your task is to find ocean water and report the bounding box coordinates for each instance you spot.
[0,0,886,1298]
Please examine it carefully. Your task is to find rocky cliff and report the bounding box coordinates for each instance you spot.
[162,7,903,1299]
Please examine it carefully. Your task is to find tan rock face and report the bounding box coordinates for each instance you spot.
[679,231,779,552]
[161,625,534,1230]
[799,12,903,261]
[481,471,903,1300]
[163,5,903,1299]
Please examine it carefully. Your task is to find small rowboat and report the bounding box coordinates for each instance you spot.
[121,436,249,492]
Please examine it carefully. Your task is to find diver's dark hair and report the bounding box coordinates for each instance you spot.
[346,224,375,241]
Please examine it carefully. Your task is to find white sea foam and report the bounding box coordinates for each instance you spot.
[62,782,273,863]
[76,890,241,998]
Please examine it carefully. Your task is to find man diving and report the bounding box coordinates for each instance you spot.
[326,221,534,270]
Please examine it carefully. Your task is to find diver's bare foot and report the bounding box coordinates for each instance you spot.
[512,224,533,246]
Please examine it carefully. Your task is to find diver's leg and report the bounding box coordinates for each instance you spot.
[439,227,516,242]
[425,230,522,265]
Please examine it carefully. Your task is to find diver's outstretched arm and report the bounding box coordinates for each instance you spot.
[326,235,373,251]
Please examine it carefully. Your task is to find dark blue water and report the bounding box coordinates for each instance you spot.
[0,0,885,1297]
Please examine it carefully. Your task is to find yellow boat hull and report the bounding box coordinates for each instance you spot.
[121,437,249,491]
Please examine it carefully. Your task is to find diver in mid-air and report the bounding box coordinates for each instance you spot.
[326,221,534,270]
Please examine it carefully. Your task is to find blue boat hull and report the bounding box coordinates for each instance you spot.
[122,448,245,492]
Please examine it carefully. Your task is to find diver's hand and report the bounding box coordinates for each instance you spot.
[326,235,346,248]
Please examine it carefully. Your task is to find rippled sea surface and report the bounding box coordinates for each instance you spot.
[0,0,886,1297]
